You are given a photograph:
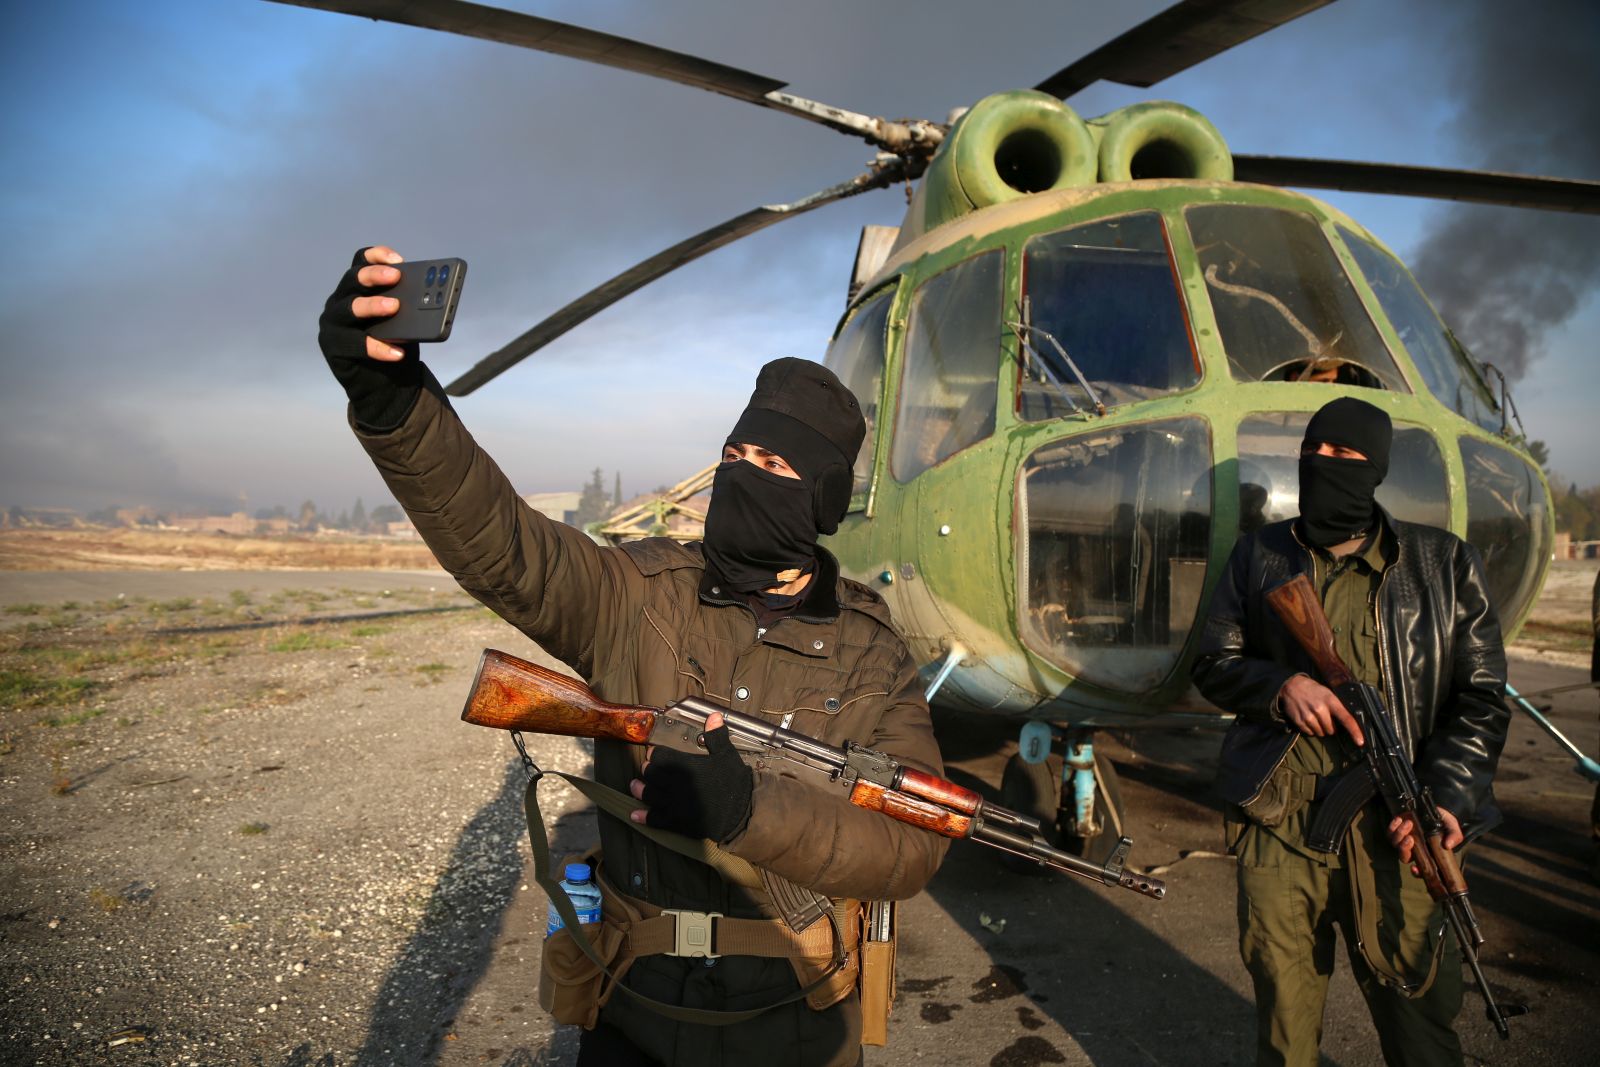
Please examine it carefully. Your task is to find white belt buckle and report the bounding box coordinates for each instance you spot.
[662,908,721,958]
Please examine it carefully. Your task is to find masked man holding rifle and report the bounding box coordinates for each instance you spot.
[1192,396,1510,1067]
[318,247,948,1067]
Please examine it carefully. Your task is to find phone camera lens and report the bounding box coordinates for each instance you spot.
[438,264,451,283]
[425,266,438,286]
[421,292,434,307]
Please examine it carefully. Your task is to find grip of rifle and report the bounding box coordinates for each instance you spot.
[1265,575,1355,688]
[460,649,656,742]
[850,780,974,839]
[1428,834,1469,897]
[892,767,982,816]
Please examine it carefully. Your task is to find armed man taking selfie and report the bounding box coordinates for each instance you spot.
[318,247,948,1067]
[1192,396,1511,1067]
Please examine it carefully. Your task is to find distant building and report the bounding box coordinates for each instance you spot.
[522,491,583,526]
[9,507,86,529]
[167,511,255,535]
[386,519,420,540]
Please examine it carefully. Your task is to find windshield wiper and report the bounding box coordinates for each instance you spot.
[1010,297,1106,416]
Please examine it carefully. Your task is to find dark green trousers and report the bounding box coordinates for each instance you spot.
[1235,821,1464,1067]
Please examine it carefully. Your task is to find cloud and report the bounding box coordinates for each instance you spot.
[1406,0,1600,379]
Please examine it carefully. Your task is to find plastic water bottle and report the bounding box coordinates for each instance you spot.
[546,862,603,937]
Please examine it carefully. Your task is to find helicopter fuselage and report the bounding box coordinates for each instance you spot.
[824,178,1552,729]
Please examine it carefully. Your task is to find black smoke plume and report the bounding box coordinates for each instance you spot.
[1408,0,1600,379]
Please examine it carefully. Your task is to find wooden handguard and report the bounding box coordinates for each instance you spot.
[892,767,983,816]
[461,649,657,742]
[849,780,975,839]
[1265,574,1355,688]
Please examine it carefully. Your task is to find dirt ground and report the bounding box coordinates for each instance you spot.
[1,561,1596,1066]
[0,529,441,573]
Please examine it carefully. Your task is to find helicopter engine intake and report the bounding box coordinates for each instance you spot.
[1095,101,1233,183]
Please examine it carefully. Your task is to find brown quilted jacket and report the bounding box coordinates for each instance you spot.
[353,385,947,1065]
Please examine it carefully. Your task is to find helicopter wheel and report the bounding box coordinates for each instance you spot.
[1059,751,1126,866]
[999,751,1063,875]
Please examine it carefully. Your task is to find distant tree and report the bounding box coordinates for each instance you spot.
[351,497,368,532]
[1556,492,1593,539]
[613,471,622,507]
[298,500,318,530]
[370,504,403,526]
[1526,439,1550,471]
[255,507,275,521]
[575,467,610,527]
[86,505,122,526]
[334,510,350,530]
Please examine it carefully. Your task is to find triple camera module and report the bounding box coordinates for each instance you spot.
[419,262,452,308]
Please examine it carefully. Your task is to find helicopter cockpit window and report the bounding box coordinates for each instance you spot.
[1187,205,1409,392]
[1017,417,1212,693]
[892,251,1003,482]
[1461,437,1549,626]
[1338,228,1502,433]
[823,286,895,500]
[1018,212,1198,420]
[1234,413,1450,535]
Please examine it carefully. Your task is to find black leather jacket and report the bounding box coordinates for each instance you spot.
[1193,511,1511,839]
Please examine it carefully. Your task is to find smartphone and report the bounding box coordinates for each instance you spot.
[365,257,468,344]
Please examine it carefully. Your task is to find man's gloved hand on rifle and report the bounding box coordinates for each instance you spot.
[628,712,754,843]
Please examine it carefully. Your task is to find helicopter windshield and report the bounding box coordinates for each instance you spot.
[1461,437,1550,625]
[1017,212,1199,419]
[1017,418,1212,693]
[892,251,1003,481]
[824,285,895,500]
[1234,413,1450,535]
[1188,205,1408,391]
[1338,228,1502,433]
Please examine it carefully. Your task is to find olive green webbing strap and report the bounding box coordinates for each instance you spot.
[522,767,844,1025]
[1345,816,1446,998]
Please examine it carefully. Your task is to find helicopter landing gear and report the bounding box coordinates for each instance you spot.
[999,723,1126,870]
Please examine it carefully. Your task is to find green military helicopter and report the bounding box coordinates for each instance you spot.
[274,0,1598,858]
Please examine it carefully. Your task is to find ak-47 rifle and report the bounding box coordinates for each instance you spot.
[1266,574,1519,1039]
[461,648,1166,901]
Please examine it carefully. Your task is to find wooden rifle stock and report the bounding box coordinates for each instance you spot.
[1264,574,1354,689]
[461,649,657,743]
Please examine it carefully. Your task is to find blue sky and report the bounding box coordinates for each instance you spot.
[1,0,1595,515]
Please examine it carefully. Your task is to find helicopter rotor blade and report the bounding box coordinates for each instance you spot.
[443,163,905,396]
[1232,156,1600,214]
[265,1,943,154]
[1034,0,1336,99]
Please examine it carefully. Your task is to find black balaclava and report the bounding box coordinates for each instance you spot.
[702,358,866,593]
[1297,396,1393,548]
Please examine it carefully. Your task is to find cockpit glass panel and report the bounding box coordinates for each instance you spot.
[892,251,1002,482]
[1018,417,1211,692]
[1187,205,1409,392]
[1338,228,1501,432]
[1234,413,1449,536]
[824,286,894,500]
[1019,212,1198,419]
[1461,437,1549,625]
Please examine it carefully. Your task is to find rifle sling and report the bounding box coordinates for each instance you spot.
[522,767,847,1026]
[1307,766,1378,853]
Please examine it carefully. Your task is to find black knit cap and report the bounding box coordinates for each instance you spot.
[1303,396,1392,479]
[726,358,866,534]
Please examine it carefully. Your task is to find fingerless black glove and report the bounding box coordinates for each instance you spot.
[639,725,754,843]
[319,248,434,432]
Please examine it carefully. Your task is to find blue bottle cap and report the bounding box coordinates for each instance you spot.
[564,863,592,883]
